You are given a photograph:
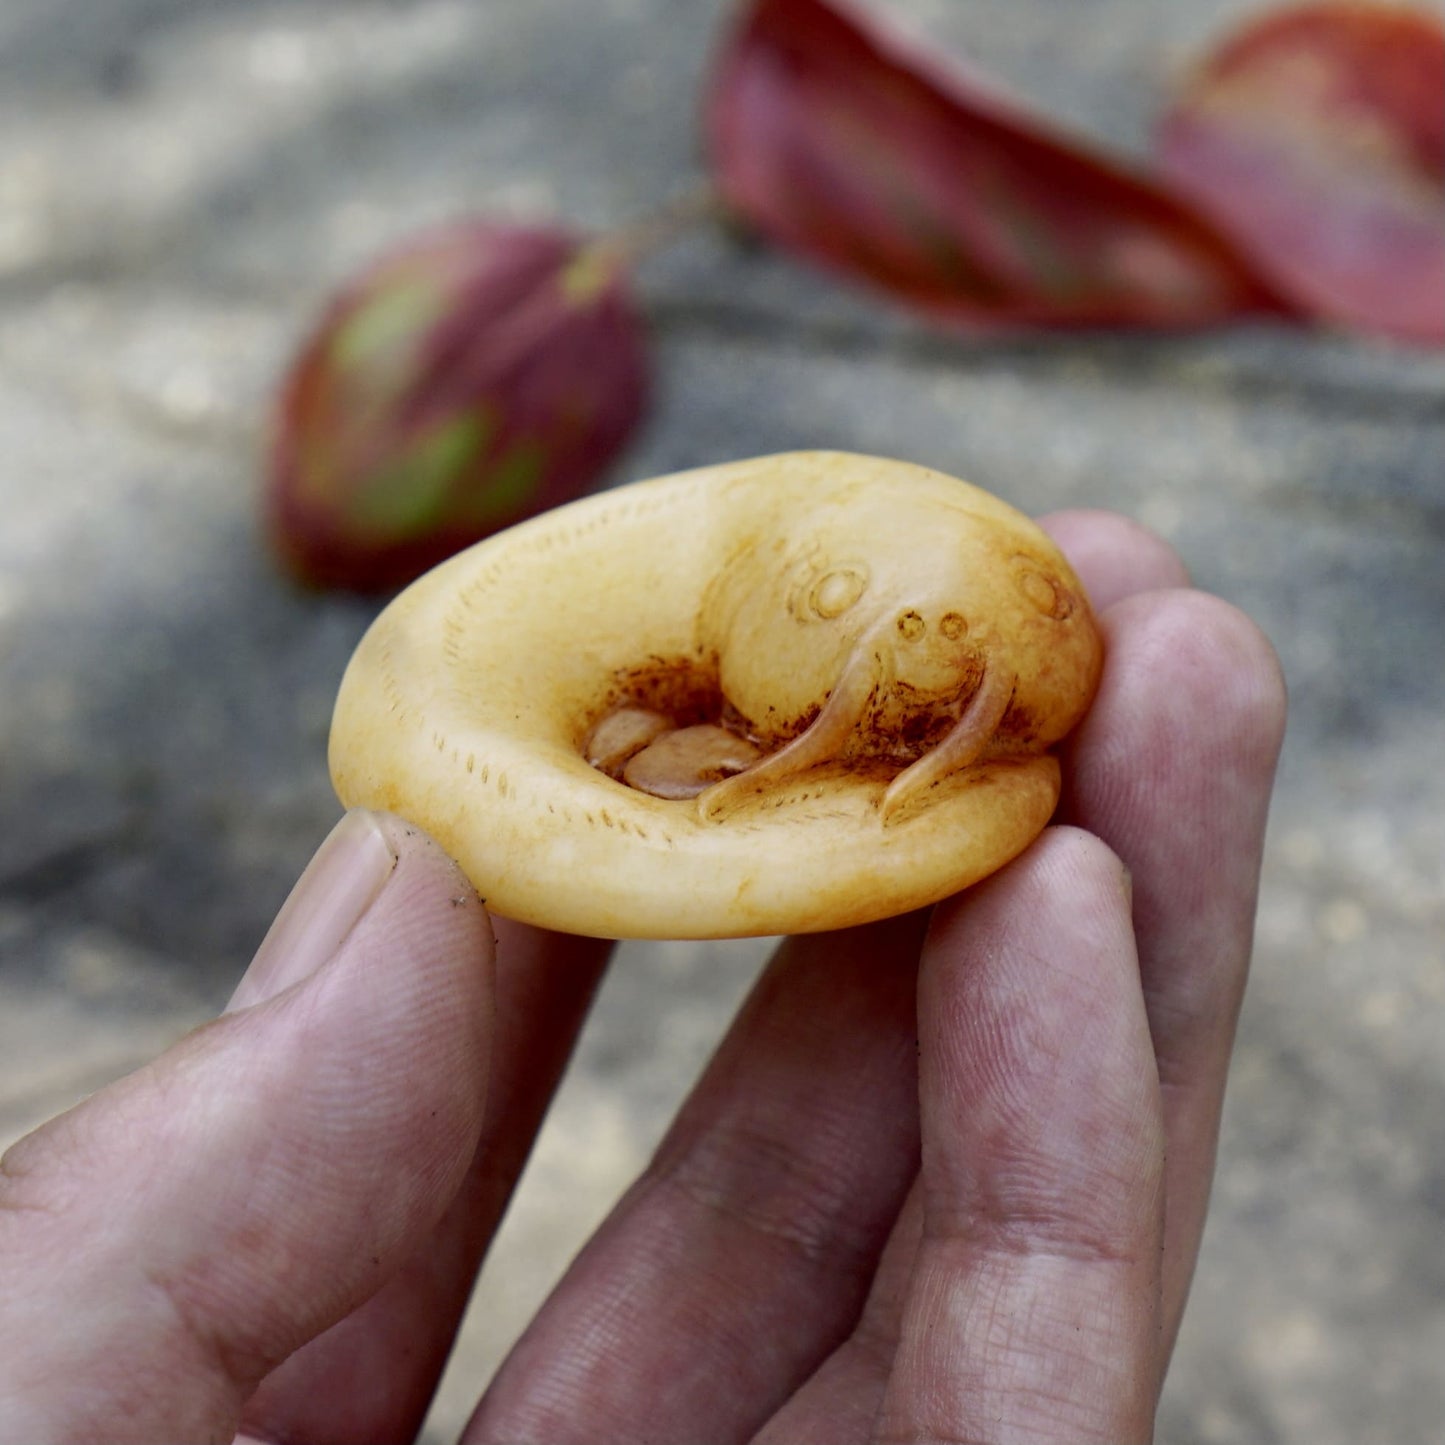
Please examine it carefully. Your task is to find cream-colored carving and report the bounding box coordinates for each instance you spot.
[329,452,1102,939]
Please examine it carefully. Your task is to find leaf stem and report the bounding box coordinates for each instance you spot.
[592,184,727,272]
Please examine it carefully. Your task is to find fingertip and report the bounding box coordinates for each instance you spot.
[364,809,498,1004]
[1040,508,1192,611]
[228,810,496,1018]
[1156,590,1287,761]
[285,809,497,1207]
[286,809,497,1067]
[932,824,1131,943]
[370,811,493,909]
[924,831,1146,1139]
[1081,588,1288,792]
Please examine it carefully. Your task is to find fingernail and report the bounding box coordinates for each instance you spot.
[228,810,397,1011]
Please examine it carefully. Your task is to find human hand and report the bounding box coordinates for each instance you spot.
[0,511,1285,1444]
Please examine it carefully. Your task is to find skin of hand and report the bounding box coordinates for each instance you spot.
[0,511,1286,1445]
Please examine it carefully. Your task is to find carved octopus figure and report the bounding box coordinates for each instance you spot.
[329,452,1102,940]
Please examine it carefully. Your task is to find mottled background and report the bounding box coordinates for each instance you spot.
[1,1,1442,1440]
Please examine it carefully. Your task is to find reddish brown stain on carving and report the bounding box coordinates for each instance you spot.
[592,656,726,733]
[586,648,1010,798]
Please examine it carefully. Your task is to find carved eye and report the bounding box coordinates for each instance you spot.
[808,567,868,619]
[940,611,967,640]
[896,610,926,640]
[1013,559,1073,620]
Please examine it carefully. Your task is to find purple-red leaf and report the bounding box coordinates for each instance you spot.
[1158,3,1445,343]
[705,0,1291,328]
[265,222,648,592]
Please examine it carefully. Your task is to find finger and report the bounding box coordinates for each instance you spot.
[0,811,494,1445]
[874,827,1166,1445]
[466,914,928,1444]
[1058,588,1286,1349]
[237,914,610,1445]
[751,1183,924,1445]
[1038,509,1191,612]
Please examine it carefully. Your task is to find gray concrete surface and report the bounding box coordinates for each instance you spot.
[1,1,1443,1440]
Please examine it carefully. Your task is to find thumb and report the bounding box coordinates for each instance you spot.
[0,810,494,1445]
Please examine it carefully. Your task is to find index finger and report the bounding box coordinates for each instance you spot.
[1042,509,1287,1352]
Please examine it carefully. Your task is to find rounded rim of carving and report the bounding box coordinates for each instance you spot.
[328,451,1103,939]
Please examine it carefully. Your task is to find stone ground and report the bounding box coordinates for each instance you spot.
[2,0,1443,1440]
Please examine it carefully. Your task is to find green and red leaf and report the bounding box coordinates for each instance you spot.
[1158,2,1445,343]
[266,222,648,592]
[705,0,1290,328]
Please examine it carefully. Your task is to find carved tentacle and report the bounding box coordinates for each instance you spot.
[696,626,892,823]
[880,663,1016,826]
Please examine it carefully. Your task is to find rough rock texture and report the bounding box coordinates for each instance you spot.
[1,2,1442,1440]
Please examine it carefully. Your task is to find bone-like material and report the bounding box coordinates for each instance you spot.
[329,452,1103,939]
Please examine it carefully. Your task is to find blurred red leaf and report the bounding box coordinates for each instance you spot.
[1159,3,1445,343]
[705,0,1291,328]
[266,222,648,592]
